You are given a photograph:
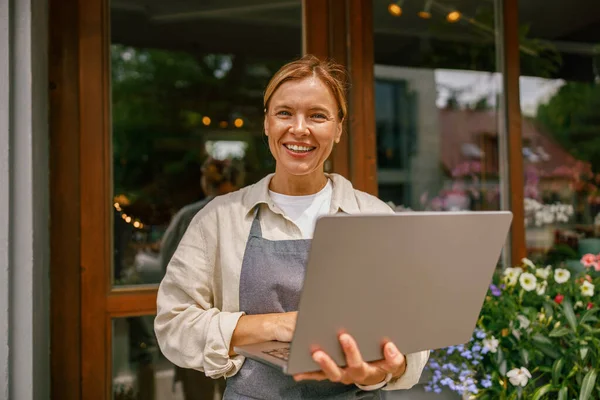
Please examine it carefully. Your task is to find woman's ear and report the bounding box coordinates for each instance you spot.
[334,120,343,143]
[264,115,269,136]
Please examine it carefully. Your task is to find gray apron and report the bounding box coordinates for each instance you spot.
[224,208,382,399]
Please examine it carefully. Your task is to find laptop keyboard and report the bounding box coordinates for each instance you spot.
[263,347,291,361]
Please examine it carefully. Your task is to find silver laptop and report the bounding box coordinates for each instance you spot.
[234,211,513,375]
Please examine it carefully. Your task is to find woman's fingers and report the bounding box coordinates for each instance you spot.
[339,334,368,382]
[312,350,345,382]
[370,342,406,376]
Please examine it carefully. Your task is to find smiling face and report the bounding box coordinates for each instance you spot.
[264,76,343,184]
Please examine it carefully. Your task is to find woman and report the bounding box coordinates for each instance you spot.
[155,55,429,399]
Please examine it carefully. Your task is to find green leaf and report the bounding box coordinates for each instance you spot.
[499,360,507,376]
[579,369,597,400]
[544,301,555,317]
[520,348,529,366]
[580,308,600,325]
[496,347,505,366]
[553,358,565,385]
[535,343,562,359]
[563,298,578,331]
[549,326,572,337]
[567,365,579,379]
[580,347,589,360]
[558,386,568,400]
[581,323,594,333]
[533,334,553,345]
[532,384,553,400]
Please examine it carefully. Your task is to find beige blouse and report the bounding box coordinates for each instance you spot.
[154,173,429,390]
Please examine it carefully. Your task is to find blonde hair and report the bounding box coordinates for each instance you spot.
[263,55,348,121]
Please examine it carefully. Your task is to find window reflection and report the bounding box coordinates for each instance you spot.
[110,0,302,287]
[372,0,503,213]
[518,1,600,267]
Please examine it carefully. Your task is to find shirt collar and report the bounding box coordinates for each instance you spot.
[242,173,360,216]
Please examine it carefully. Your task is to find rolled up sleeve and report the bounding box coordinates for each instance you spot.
[154,213,245,379]
[383,350,430,391]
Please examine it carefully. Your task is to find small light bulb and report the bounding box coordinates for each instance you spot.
[388,3,402,16]
[447,11,461,22]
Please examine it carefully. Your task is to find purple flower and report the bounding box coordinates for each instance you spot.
[481,379,492,388]
[475,329,486,340]
[489,284,502,297]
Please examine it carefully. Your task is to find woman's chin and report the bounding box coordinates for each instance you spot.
[278,164,321,178]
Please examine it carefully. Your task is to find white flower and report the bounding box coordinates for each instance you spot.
[575,301,584,309]
[483,337,499,353]
[519,273,537,291]
[536,280,548,295]
[517,314,531,330]
[554,268,571,284]
[521,258,536,269]
[535,266,552,280]
[581,281,595,297]
[503,267,522,286]
[507,367,532,387]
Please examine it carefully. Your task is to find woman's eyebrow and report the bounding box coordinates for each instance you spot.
[308,106,333,114]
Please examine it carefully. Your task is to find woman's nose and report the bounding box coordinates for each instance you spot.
[290,115,309,136]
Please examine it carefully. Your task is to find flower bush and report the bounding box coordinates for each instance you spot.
[425,256,600,399]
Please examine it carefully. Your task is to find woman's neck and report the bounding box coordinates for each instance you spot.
[269,169,328,196]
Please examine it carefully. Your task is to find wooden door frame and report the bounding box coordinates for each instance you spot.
[49,0,81,397]
[501,0,527,264]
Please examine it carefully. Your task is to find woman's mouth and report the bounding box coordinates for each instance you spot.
[283,144,316,154]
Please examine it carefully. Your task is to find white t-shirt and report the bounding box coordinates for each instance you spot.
[268,180,333,239]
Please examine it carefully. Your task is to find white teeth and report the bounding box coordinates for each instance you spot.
[285,144,314,152]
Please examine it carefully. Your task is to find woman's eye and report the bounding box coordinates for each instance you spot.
[276,110,291,116]
[312,113,327,120]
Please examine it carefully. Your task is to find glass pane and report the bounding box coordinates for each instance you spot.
[110,0,303,287]
[112,316,225,400]
[373,0,504,215]
[518,2,600,267]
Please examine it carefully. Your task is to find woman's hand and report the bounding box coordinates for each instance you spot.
[270,311,298,342]
[293,333,406,386]
[230,311,297,356]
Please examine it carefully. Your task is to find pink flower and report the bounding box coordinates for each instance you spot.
[581,254,597,268]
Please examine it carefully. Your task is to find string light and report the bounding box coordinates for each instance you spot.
[418,0,432,19]
[234,118,244,128]
[219,121,228,128]
[202,116,211,126]
[114,202,145,229]
[446,10,461,22]
[388,0,404,16]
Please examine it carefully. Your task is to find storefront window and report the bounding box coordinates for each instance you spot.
[112,315,226,400]
[110,0,302,287]
[373,0,505,214]
[518,1,600,270]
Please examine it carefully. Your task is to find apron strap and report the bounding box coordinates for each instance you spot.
[249,206,263,238]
